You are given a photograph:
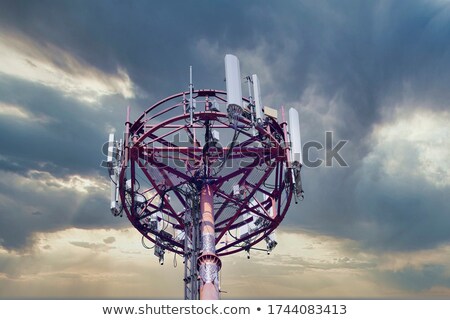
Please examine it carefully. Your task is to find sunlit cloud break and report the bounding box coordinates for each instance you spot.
[2,228,449,298]
[0,102,52,123]
[367,107,450,188]
[0,30,135,104]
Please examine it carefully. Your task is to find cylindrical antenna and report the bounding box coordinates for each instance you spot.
[224,54,242,109]
[246,76,253,104]
[288,107,302,165]
[252,74,263,122]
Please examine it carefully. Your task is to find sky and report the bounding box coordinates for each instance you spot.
[0,0,450,299]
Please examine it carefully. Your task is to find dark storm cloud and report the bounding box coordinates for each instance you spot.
[0,0,449,255]
[2,0,449,114]
[0,76,130,250]
[269,0,450,252]
[0,170,128,250]
[0,0,264,100]
[378,265,450,293]
[0,75,125,178]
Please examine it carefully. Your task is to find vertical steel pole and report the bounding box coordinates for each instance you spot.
[124,106,131,167]
[281,106,291,166]
[198,184,221,300]
[189,66,193,126]
[183,194,200,300]
[246,76,256,136]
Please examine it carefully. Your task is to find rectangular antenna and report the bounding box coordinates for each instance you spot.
[225,54,242,108]
[264,106,278,119]
[252,74,263,121]
[288,107,302,165]
[239,199,258,238]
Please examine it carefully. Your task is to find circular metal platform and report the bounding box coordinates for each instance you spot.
[118,89,293,256]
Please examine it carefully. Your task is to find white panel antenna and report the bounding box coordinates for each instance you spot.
[265,232,277,254]
[247,199,258,231]
[225,54,242,109]
[211,98,220,112]
[175,229,185,241]
[251,74,263,122]
[288,107,302,165]
[156,211,164,231]
[134,194,146,205]
[239,219,250,239]
[150,211,164,232]
[107,133,115,165]
[263,194,277,253]
[107,133,120,215]
[126,179,137,191]
[263,194,274,218]
[239,199,258,238]
[211,129,220,142]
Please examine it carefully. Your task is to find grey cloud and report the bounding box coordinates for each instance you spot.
[354,165,450,251]
[274,1,450,252]
[0,171,128,251]
[0,76,129,248]
[103,237,115,244]
[69,241,112,251]
[0,76,125,178]
[2,0,449,114]
[0,0,449,256]
[377,264,450,293]
[0,0,260,99]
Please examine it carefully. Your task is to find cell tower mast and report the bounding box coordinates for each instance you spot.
[106,54,303,300]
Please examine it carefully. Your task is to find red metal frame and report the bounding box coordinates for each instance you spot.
[119,89,293,257]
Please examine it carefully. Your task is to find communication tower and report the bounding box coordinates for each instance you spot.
[106,54,304,299]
